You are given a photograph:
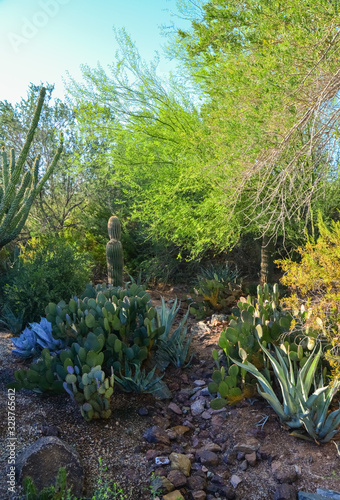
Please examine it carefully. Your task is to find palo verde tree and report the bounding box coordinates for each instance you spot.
[67,29,243,262]
[173,0,340,279]
[0,87,63,249]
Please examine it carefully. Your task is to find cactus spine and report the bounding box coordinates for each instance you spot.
[106,215,123,286]
[0,87,63,249]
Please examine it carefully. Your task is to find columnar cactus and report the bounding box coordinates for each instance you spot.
[0,87,63,249]
[106,215,123,286]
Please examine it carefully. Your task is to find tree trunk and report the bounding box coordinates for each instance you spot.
[260,234,274,284]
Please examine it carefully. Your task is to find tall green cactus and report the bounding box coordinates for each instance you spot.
[106,215,123,286]
[0,87,63,249]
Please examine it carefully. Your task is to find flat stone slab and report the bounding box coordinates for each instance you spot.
[16,436,84,497]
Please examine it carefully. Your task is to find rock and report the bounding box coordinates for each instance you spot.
[198,442,221,453]
[260,443,275,460]
[272,461,298,484]
[168,402,183,415]
[201,411,212,420]
[194,380,206,386]
[150,475,164,493]
[236,452,245,461]
[230,474,242,489]
[211,414,227,427]
[169,452,191,476]
[167,470,187,488]
[15,436,84,497]
[298,493,331,500]
[317,489,340,499]
[171,425,190,436]
[223,452,235,465]
[191,399,206,416]
[234,438,260,454]
[224,487,237,499]
[166,429,178,440]
[245,451,257,467]
[274,483,298,500]
[239,460,248,471]
[190,322,211,336]
[159,476,175,492]
[196,450,220,467]
[191,491,207,500]
[40,425,60,437]
[163,490,185,500]
[155,456,170,465]
[188,474,207,491]
[211,314,228,324]
[144,426,171,445]
[138,407,149,416]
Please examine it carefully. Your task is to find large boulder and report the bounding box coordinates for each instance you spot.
[16,436,84,497]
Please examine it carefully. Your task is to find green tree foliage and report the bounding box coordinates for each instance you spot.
[176,0,340,238]
[67,29,241,260]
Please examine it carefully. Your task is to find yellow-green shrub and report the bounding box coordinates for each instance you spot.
[276,214,340,374]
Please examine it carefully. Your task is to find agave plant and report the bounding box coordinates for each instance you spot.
[114,362,164,394]
[12,318,65,358]
[231,342,340,442]
[231,343,324,428]
[155,297,192,369]
[297,377,340,443]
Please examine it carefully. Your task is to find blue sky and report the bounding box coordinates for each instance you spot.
[0,0,190,104]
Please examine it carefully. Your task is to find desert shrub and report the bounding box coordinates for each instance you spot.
[276,214,340,375]
[2,236,93,327]
[190,262,242,318]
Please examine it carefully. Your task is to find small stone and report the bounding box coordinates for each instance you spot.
[167,470,187,488]
[211,414,226,428]
[201,411,212,420]
[239,460,248,471]
[194,380,206,386]
[196,450,220,467]
[187,474,207,491]
[198,442,221,453]
[169,452,191,477]
[159,476,175,492]
[171,425,190,436]
[155,456,170,465]
[317,489,340,499]
[236,452,245,461]
[190,322,211,336]
[211,474,225,485]
[144,426,171,445]
[145,450,160,460]
[163,490,185,500]
[168,402,183,415]
[274,483,297,500]
[191,399,206,416]
[272,462,298,484]
[223,452,235,465]
[245,451,257,467]
[230,474,242,489]
[224,487,237,499]
[138,407,149,416]
[191,491,207,500]
[40,425,59,437]
[166,430,177,441]
[234,438,260,454]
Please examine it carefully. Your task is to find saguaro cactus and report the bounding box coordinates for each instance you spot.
[0,87,63,249]
[106,215,124,286]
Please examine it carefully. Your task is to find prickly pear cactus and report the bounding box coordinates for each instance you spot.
[106,216,123,287]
